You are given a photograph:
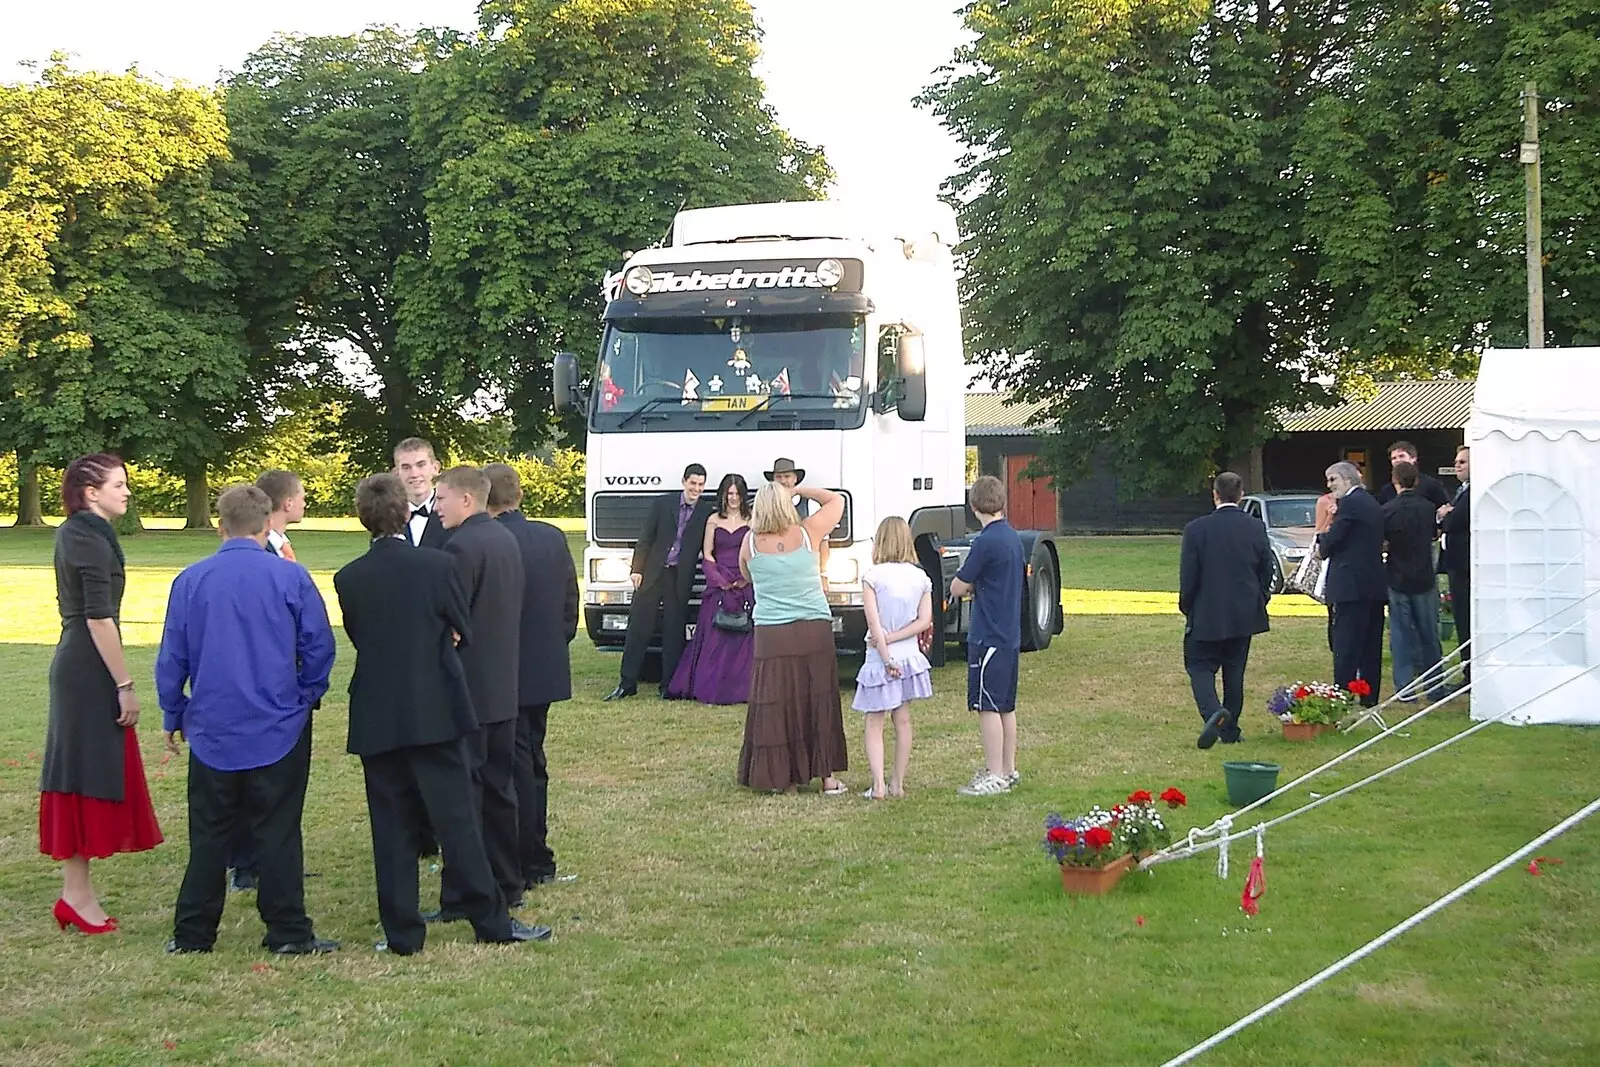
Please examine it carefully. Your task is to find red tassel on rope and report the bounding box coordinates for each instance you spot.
[1240,856,1266,915]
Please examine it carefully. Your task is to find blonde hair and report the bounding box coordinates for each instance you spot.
[750,482,800,535]
[872,516,918,565]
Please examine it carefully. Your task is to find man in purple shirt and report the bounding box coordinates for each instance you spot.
[157,485,338,955]
[606,464,711,700]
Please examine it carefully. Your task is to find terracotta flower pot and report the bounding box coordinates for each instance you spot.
[1058,854,1135,896]
[1281,721,1335,741]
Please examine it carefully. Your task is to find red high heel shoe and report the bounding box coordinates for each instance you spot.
[53,898,117,935]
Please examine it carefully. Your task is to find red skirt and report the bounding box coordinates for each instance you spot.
[39,729,164,861]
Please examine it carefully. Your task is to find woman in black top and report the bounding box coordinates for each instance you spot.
[39,455,162,934]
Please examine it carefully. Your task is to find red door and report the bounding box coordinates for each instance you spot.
[1004,453,1057,531]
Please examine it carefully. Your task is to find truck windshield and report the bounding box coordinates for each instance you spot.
[591,314,867,431]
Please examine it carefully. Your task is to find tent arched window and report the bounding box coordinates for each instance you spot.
[1476,473,1586,666]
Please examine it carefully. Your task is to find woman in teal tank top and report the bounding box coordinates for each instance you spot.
[736,481,849,794]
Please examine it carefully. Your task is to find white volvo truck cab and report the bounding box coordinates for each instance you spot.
[554,200,1062,676]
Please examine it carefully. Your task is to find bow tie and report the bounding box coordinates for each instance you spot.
[412,505,431,518]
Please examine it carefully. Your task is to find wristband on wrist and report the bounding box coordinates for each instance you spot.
[115,679,135,692]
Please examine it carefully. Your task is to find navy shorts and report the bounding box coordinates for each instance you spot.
[967,645,1019,713]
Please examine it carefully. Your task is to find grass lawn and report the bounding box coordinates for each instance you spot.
[0,527,1595,1065]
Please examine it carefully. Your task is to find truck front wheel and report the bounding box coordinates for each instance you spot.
[1022,541,1061,652]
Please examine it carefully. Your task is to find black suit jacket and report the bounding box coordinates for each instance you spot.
[443,512,524,725]
[1179,505,1274,640]
[1440,482,1470,573]
[334,538,477,757]
[1376,472,1450,509]
[497,510,578,706]
[1317,487,1388,603]
[630,492,713,597]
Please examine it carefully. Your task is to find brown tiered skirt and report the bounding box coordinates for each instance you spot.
[738,619,848,790]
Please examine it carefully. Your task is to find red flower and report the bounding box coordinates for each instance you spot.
[1293,686,1311,699]
[1046,826,1072,844]
[1063,828,1079,846]
[1084,826,1113,850]
[1127,789,1154,805]
[1160,787,1187,808]
[1348,678,1372,697]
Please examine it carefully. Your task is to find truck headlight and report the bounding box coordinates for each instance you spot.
[1284,547,1308,560]
[590,557,634,584]
[624,266,653,295]
[823,555,859,586]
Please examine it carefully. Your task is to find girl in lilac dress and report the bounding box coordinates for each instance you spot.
[667,474,754,704]
[852,517,934,799]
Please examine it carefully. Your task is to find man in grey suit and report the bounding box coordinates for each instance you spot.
[485,463,579,889]
[1318,461,1388,705]
[425,466,526,920]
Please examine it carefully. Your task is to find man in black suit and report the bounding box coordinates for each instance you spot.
[485,463,579,889]
[427,465,527,919]
[335,474,548,953]
[1437,446,1471,677]
[1179,472,1275,749]
[395,436,450,548]
[605,463,712,701]
[1318,461,1388,705]
[1375,440,1452,508]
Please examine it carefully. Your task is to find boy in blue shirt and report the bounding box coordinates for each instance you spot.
[950,475,1025,796]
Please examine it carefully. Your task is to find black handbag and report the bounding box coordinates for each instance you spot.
[712,606,752,634]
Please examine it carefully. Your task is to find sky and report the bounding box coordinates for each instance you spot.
[0,0,971,211]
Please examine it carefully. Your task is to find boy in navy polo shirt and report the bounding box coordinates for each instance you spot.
[950,476,1025,796]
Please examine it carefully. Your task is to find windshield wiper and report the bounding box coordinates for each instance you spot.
[735,392,849,427]
[615,396,684,429]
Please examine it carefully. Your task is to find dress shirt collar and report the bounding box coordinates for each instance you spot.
[1215,502,1238,509]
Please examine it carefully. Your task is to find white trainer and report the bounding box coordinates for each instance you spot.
[957,770,1012,796]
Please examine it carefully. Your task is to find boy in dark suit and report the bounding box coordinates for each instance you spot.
[428,465,526,917]
[394,437,450,548]
[334,474,548,953]
[485,463,579,888]
[1318,461,1389,705]
[606,464,712,701]
[1179,471,1276,749]
[1437,446,1472,677]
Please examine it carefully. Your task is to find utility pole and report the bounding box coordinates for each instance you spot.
[1521,81,1544,348]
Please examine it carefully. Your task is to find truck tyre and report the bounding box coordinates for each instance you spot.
[1022,540,1060,652]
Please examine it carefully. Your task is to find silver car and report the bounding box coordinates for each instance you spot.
[1241,493,1321,594]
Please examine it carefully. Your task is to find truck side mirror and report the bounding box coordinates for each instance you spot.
[552,352,582,413]
[896,330,927,422]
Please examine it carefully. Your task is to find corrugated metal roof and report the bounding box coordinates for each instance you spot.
[1280,379,1475,433]
[965,392,1053,437]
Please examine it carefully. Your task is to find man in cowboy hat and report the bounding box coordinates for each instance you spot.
[765,458,810,517]
[765,457,830,576]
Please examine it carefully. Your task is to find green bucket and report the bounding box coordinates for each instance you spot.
[1223,761,1282,807]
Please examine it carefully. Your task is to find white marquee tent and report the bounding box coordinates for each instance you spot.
[1466,348,1600,726]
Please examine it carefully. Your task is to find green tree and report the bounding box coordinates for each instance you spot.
[924,0,1597,495]
[0,61,253,527]
[224,29,460,469]
[403,0,831,450]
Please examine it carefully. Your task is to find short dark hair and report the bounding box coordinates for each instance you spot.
[355,473,409,537]
[438,465,491,507]
[683,463,707,482]
[254,470,303,511]
[1387,440,1419,459]
[61,453,125,515]
[969,475,1006,516]
[1213,471,1244,503]
[485,462,523,510]
[1392,460,1419,489]
[216,484,271,537]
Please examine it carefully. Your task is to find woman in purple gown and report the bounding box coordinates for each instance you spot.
[667,474,754,704]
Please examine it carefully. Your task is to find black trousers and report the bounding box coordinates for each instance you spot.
[226,823,257,877]
[1448,568,1471,678]
[172,724,315,950]
[361,738,512,954]
[620,566,689,689]
[1331,599,1386,705]
[439,719,521,909]
[1184,633,1251,731]
[514,702,556,883]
